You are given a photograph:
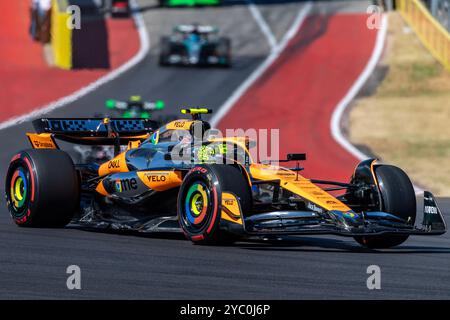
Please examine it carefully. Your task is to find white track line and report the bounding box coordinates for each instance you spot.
[330,14,388,161]
[329,15,423,194]
[210,2,313,127]
[247,1,277,50]
[0,0,150,131]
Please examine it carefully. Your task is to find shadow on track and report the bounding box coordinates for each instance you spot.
[66,224,187,240]
[67,225,450,254]
[235,237,450,254]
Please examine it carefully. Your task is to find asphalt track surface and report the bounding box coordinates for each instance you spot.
[1,0,450,299]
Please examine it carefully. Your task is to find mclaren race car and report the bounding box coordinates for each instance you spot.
[159,24,231,67]
[5,109,446,248]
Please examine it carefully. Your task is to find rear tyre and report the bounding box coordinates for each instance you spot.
[5,150,79,227]
[354,165,416,249]
[178,165,251,245]
[216,38,231,68]
[159,36,171,66]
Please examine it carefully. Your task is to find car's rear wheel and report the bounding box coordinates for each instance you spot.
[159,37,171,66]
[354,165,416,249]
[5,149,80,227]
[178,164,251,245]
[216,38,231,68]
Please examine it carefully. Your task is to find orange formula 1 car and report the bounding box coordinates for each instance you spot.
[5,109,446,248]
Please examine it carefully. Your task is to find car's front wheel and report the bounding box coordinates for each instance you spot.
[159,36,171,66]
[177,164,251,245]
[354,165,416,249]
[216,38,231,68]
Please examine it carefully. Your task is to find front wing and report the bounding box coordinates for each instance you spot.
[237,191,446,237]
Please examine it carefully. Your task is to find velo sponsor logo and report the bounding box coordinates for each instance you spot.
[174,121,186,128]
[146,175,167,183]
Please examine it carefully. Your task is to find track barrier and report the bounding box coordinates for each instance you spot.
[51,0,110,69]
[397,0,450,71]
[52,0,72,69]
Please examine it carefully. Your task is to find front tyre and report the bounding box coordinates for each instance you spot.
[354,165,416,249]
[159,36,171,66]
[5,149,79,227]
[177,165,251,245]
[216,38,231,68]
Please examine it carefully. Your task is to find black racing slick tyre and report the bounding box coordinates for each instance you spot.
[216,38,231,68]
[354,165,416,249]
[177,165,251,245]
[159,36,171,66]
[5,149,79,227]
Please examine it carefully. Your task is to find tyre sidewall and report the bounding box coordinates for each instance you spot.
[5,150,79,227]
[5,154,35,226]
[355,165,416,248]
[178,165,222,242]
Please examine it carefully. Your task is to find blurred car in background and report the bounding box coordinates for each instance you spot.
[159,0,221,7]
[111,0,130,17]
[159,24,231,67]
[73,96,167,164]
[106,95,165,119]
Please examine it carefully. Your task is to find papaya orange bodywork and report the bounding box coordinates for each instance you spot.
[137,170,183,191]
[26,133,58,149]
[98,152,129,176]
[250,164,351,212]
[165,120,194,130]
[95,180,110,196]
[221,192,243,225]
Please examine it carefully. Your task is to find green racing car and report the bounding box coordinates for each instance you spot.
[105,95,165,119]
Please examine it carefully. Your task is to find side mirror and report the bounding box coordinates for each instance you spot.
[287,153,306,161]
[164,153,172,161]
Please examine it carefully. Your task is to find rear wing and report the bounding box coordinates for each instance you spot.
[28,118,158,147]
